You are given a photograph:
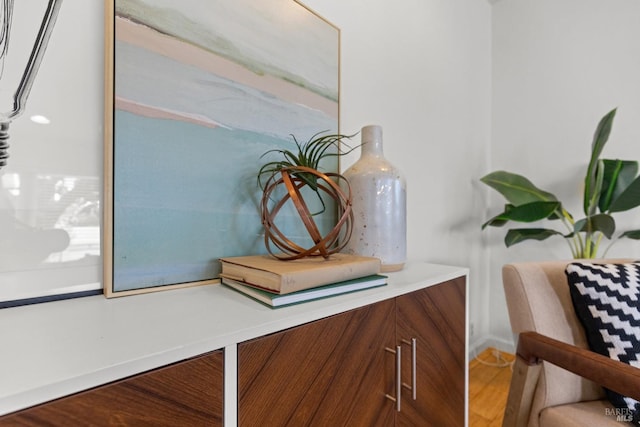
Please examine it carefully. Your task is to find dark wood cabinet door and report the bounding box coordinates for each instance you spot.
[0,350,224,427]
[396,277,466,426]
[238,299,396,427]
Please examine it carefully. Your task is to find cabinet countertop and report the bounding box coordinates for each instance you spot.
[0,260,467,416]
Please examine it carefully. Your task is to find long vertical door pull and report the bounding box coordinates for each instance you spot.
[402,338,417,400]
[385,346,402,411]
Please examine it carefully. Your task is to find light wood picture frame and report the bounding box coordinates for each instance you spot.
[104,0,340,297]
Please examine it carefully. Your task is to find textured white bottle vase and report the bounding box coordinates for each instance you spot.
[342,125,407,271]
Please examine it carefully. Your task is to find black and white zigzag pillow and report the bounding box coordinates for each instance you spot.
[566,262,640,425]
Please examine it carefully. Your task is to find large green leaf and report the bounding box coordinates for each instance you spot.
[481,171,558,206]
[587,160,606,216]
[504,228,564,247]
[620,230,640,239]
[584,108,617,214]
[608,174,640,213]
[573,214,616,239]
[482,202,561,229]
[599,159,638,212]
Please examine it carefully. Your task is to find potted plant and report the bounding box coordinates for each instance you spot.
[481,108,640,258]
[258,131,358,260]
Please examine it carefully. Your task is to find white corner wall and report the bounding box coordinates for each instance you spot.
[490,0,640,348]
[301,0,493,346]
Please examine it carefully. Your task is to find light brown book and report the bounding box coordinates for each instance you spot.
[219,253,381,294]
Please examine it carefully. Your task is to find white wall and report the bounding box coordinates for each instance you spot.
[489,0,640,348]
[301,0,493,345]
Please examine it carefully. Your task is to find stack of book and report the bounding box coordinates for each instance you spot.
[219,253,386,308]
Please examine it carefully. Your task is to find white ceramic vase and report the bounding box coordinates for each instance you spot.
[342,125,407,271]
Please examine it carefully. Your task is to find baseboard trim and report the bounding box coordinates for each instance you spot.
[469,334,515,359]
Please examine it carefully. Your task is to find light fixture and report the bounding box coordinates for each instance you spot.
[30,114,51,124]
[0,0,63,170]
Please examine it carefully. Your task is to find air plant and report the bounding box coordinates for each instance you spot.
[258,131,358,215]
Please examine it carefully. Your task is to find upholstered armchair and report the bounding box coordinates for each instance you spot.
[502,260,640,427]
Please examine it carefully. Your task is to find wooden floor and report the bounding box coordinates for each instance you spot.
[469,348,515,427]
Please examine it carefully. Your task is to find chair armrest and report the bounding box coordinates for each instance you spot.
[517,331,640,401]
[503,331,640,427]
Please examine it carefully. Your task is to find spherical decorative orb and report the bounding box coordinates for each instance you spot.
[260,166,353,260]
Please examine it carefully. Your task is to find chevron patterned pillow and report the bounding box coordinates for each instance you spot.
[566,262,640,424]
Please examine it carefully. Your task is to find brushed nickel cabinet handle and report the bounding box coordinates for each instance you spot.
[385,345,402,411]
[402,338,417,400]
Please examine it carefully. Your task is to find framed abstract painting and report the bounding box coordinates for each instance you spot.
[104,0,340,296]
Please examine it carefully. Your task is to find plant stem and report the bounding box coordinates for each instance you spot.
[582,234,590,258]
[592,232,604,258]
[559,208,583,258]
[576,234,585,258]
[567,239,578,259]
[601,239,616,258]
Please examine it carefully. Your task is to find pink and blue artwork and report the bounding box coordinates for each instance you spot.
[106,0,340,295]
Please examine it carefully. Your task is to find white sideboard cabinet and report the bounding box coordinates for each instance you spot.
[0,261,468,426]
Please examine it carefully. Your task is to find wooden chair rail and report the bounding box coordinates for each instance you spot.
[517,331,640,401]
[503,331,640,427]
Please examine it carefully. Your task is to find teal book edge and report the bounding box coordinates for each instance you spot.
[222,274,388,308]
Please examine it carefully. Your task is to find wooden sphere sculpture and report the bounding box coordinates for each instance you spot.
[260,166,353,260]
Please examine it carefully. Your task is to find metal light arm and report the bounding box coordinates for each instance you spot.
[8,0,63,120]
[0,0,63,168]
